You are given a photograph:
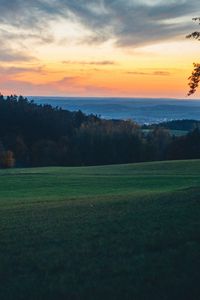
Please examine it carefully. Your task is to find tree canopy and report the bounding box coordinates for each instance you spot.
[0,95,200,168]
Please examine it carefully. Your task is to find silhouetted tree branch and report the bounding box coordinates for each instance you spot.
[188,63,200,96]
[186,18,200,96]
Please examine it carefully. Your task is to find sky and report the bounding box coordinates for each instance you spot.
[0,0,200,98]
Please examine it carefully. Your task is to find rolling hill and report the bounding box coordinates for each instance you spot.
[0,160,200,299]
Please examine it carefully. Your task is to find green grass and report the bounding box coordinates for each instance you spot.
[0,160,200,299]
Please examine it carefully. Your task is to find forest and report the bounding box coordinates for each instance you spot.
[0,94,200,168]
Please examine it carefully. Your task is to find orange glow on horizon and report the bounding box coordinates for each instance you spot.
[0,39,199,99]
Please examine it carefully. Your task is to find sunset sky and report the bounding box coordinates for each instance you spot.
[0,0,200,98]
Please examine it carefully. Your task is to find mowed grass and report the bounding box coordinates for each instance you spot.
[0,160,200,300]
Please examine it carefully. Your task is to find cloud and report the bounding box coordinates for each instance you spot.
[0,76,80,96]
[0,47,34,62]
[0,74,114,96]
[153,71,170,76]
[62,60,116,66]
[0,65,45,75]
[127,70,170,76]
[0,0,199,50]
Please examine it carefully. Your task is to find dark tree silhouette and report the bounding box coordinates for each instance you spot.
[186,18,200,96]
[0,94,200,167]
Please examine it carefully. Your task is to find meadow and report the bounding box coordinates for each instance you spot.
[0,160,200,299]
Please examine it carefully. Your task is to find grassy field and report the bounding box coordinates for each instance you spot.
[0,160,200,299]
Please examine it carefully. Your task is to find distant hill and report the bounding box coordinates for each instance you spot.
[32,96,200,124]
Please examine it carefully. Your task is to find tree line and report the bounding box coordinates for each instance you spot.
[0,94,200,168]
[142,119,200,131]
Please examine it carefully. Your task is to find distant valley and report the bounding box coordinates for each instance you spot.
[32,97,200,124]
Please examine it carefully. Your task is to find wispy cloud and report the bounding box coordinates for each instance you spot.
[153,71,171,76]
[0,76,79,95]
[0,65,46,75]
[62,60,116,66]
[127,70,171,76]
[0,46,34,62]
[0,75,113,96]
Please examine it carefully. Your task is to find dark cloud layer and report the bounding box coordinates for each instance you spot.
[0,0,199,49]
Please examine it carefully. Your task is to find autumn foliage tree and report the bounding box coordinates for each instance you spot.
[186,18,200,96]
[0,150,15,168]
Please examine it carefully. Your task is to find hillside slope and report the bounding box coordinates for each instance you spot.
[0,160,200,299]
